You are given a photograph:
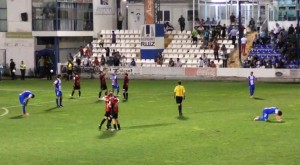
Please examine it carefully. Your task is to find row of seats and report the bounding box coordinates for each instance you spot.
[100,29,141,35]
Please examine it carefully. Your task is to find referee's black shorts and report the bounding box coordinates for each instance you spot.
[176,96,183,104]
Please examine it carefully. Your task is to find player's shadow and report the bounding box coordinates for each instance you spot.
[9,115,23,119]
[253,97,265,100]
[98,130,117,139]
[176,116,189,120]
[44,107,59,112]
[124,123,175,130]
[267,121,285,124]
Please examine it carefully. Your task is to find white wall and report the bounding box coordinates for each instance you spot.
[127,3,144,30]
[7,0,32,32]
[93,0,117,37]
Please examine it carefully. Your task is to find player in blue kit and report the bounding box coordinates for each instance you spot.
[247,71,256,98]
[54,74,63,108]
[111,70,119,95]
[19,91,35,116]
[254,107,283,122]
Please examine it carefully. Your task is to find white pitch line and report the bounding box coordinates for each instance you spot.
[0,108,9,117]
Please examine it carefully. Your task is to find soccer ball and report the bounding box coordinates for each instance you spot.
[12,69,16,73]
[50,69,53,73]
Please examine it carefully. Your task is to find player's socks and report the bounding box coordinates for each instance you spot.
[71,91,75,96]
[107,119,112,129]
[22,106,26,114]
[123,92,125,99]
[99,91,102,98]
[105,91,108,95]
[126,93,128,100]
[79,91,81,97]
[113,124,117,129]
[100,119,106,127]
[179,104,182,116]
[117,124,121,130]
[59,98,62,106]
[56,99,59,107]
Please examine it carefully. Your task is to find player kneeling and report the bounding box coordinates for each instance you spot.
[254,107,283,122]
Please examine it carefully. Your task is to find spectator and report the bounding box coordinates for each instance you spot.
[121,56,127,66]
[230,13,236,25]
[105,47,110,62]
[256,17,263,32]
[288,24,295,35]
[85,47,92,57]
[130,58,136,67]
[241,35,248,55]
[112,31,116,44]
[79,46,84,58]
[20,61,26,80]
[221,24,227,40]
[168,58,175,67]
[248,18,255,32]
[213,41,220,61]
[117,12,124,30]
[175,58,182,67]
[38,56,45,77]
[191,28,198,45]
[215,22,222,39]
[99,35,104,47]
[10,59,16,80]
[210,61,216,68]
[93,57,100,67]
[199,57,204,68]
[164,22,174,32]
[229,26,238,47]
[83,56,91,67]
[178,15,185,32]
[0,63,3,81]
[76,57,81,67]
[100,55,106,66]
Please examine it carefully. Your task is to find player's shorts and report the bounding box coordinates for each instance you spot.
[123,85,128,92]
[73,85,80,90]
[67,70,72,75]
[19,96,26,105]
[112,111,118,119]
[101,84,108,90]
[104,111,111,118]
[55,90,63,97]
[112,84,119,90]
[176,96,183,104]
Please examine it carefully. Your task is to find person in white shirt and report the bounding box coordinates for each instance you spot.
[229,26,238,46]
[241,35,248,55]
[175,58,182,67]
[199,57,204,68]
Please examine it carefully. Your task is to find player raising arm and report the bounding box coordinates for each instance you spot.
[19,91,35,116]
[254,107,283,122]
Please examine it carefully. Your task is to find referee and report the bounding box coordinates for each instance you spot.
[174,81,186,117]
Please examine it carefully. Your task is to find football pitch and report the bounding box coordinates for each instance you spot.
[0,79,300,165]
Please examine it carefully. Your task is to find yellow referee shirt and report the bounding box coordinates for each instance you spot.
[174,85,185,97]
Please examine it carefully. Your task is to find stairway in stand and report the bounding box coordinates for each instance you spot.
[228,31,257,68]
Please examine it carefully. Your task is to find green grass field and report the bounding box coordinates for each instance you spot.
[0,78,300,165]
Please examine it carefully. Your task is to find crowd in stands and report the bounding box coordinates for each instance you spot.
[243,22,300,68]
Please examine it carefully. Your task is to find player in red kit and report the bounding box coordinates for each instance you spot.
[98,91,113,130]
[122,73,129,101]
[70,73,81,98]
[111,95,121,130]
[98,69,108,100]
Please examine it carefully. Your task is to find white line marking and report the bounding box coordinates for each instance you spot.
[0,108,9,117]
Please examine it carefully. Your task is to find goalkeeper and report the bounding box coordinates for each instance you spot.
[19,91,35,116]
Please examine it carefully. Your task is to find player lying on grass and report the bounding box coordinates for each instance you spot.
[254,107,283,122]
[19,91,35,116]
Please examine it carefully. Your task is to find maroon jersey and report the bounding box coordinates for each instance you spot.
[110,96,119,113]
[123,74,129,87]
[74,75,80,86]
